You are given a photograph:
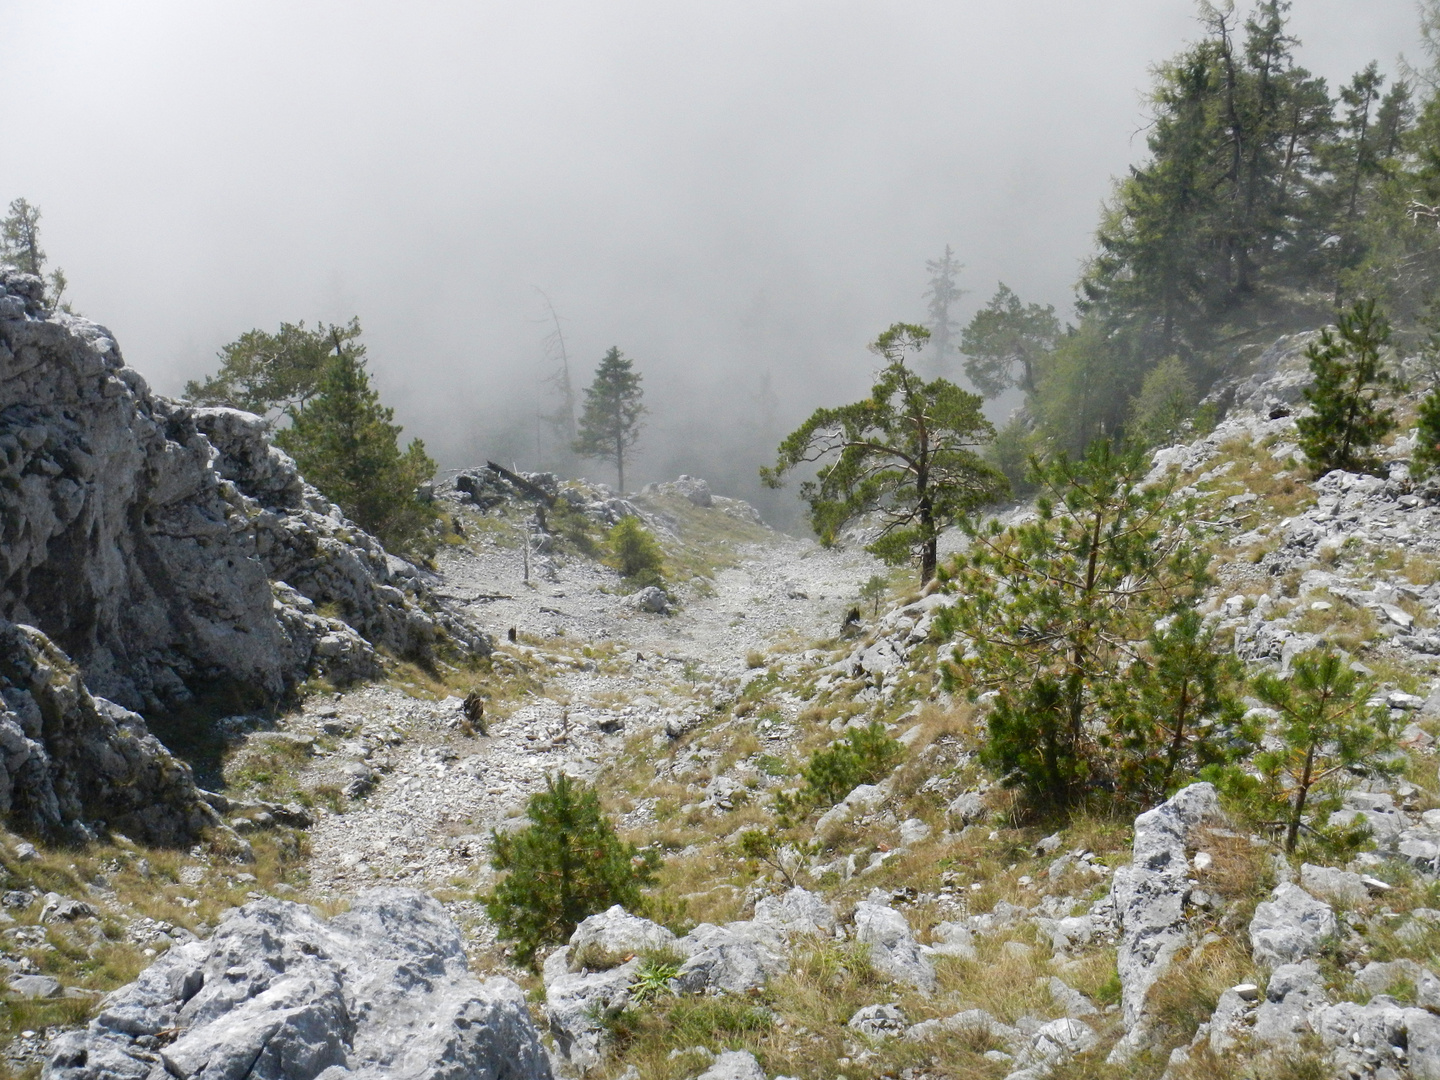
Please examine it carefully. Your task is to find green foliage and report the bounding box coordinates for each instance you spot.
[574,347,646,492]
[858,575,888,618]
[938,440,1214,811]
[960,283,1061,397]
[774,722,902,822]
[607,516,664,585]
[1107,609,1253,804]
[1032,318,1145,457]
[736,826,813,888]
[762,323,1007,583]
[275,332,437,556]
[185,318,362,423]
[1295,300,1398,477]
[0,197,69,312]
[550,498,601,556]
[628,951,683,1004]
[1242,649,1399,852]
[1129,355,1198,448]
[984,415,1042,499]
[1416,382,1440,479]
[1078,3,1338,363]
[485,773,661,967]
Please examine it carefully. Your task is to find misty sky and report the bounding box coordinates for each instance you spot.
[0,0,1425,515]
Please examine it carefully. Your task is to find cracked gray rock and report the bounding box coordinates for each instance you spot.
[1108,782,1225,1062]
[0,270,485,715]
[44,889,550,1080]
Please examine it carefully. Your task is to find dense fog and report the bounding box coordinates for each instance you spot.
[0,0,1422,526]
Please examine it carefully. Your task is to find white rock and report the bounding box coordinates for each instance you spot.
[1249,883,1338,967]
[569,905,676,963]
[848,1003,907,1038]
[1109,783,1225,1049]
[752,888,836,936]
[47,890,551,1080]
[899,818,931,847]
[853,902,936,995]
[698,1050,766,1080]
[1298,863,1369,906]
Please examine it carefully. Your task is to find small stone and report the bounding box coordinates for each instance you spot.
[848,1003,908,1038]
[13,843,37,862]
[1380,604,1415,631]
[1193,851,1213,872]
[1234,983,1260,1001]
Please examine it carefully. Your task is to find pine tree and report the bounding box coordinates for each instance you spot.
[1108,609,1250,803]
[185,318,360,424]
[1415,383,1440,479]
[607,516,664,585]
[485,773,661,966]
[1128,355,1198,447]
[762,324,1007,584]
[937,441,1214,810]
[1250,649,1398,853]
[960,283,1060,398]
[1295,299,1397,477]
[574,347,646,492]
[276,330,436,555]
[0,198,44,276]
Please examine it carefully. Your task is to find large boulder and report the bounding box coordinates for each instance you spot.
[544,962,638,1071]
[568,905,676,964]
[0,271,484,714]
[672,921,787,995]
[45,889,551,1080]
[752,888,836,936]
[1107,783,1225,1060]
[1249,883,1338,967]
[697,1050,765,1080]
[852,902,936,995]
[1252,960,1327,1047]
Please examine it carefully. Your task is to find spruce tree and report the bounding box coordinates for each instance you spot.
[574,347,646,492]
[485,773,660,966]
[1295,299,1397,477]
[276,330,436,555]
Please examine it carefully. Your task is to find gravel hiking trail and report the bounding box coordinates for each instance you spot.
[297,505,878,910]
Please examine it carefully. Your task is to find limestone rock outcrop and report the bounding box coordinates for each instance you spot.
[0,619,219,845]
[1108,782,1225,1060]
[0,269,485,714]
[45,889,551,1080]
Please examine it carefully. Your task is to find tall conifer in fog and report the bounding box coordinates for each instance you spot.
[574,347,646,492]
[924,246,964,374]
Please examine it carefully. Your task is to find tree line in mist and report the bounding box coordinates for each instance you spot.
[9,0,1440,556]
